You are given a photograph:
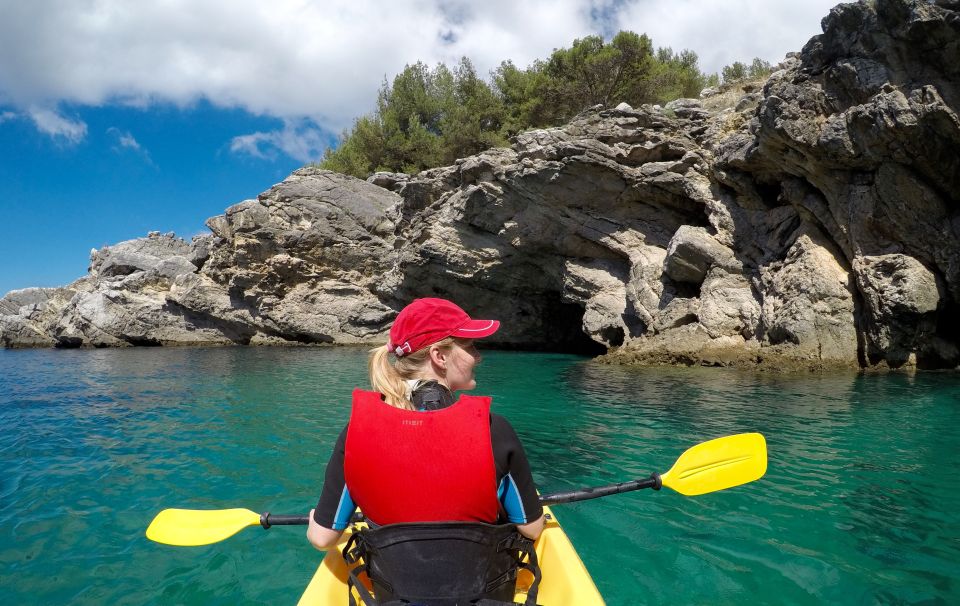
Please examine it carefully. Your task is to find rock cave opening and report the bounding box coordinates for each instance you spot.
[927,299,960,368]
[124,336,163,346]
[944,305,960,343]
[754,179,783,208]
[540,299,608,356]
[490,297,607,356]
[598,325,625,348]
[670,280,702,299]
[54,337,83,349]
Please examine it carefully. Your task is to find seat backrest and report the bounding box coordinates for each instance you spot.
[344,522,538,606]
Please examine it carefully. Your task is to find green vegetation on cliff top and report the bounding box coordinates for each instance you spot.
[320,31,773,178]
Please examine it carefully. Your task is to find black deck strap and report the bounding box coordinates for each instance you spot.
[516,546,541,606]
[490,532,540,606]
[497,533,534,552]
[342,534,358,563]
[342,532,363,565]
[517,562,540,606]
[495,533,517,552]
[343,531,383,606]
[346,563,377,606]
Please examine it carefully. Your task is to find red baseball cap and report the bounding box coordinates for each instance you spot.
[388,298,500,357]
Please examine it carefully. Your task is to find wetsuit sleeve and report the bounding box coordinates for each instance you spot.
[491,413,544,524]
[312,425,356,531]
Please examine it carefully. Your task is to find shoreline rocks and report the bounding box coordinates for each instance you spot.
[3,0,958,371]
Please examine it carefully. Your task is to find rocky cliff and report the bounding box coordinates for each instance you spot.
[3,0,958,369]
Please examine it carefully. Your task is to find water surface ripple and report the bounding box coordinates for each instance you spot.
[1,348,958,605]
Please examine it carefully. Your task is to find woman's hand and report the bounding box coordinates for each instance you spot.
[306,508,344,551]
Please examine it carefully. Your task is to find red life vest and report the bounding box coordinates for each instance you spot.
[344,388,500,525]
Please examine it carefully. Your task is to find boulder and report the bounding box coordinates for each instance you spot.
[853,253,945,366]
[664,226,739,284]
[90,232,195,278]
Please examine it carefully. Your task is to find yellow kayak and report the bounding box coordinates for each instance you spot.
[297,505,605,605]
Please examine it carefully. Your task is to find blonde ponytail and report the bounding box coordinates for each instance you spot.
[368,338,458,409]
[368,344,411,409]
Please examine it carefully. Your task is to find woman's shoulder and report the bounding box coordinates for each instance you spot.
[489,412,522,442]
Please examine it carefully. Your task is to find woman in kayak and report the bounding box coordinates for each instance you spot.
[306,297,545,550]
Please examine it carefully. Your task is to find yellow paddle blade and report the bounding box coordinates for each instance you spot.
[659,433,767,496]
[146,508,262,546]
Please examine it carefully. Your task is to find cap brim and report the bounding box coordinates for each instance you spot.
[451,319,500,340]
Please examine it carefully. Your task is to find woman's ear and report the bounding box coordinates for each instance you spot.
[428,345,447,370]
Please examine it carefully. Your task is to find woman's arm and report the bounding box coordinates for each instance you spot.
[306,509,344,550]
[517,514,545,540]
[491,414,546,540]
[308,426,353,550]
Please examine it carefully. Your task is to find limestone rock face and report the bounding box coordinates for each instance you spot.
[758,227,859,364]
[704,0,960,368]
[0,287,69,347]
[2,0,958,369]
[853,254,946,364]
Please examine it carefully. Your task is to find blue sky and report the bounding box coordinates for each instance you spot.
[0,0,839,296]
[1,101,320,293]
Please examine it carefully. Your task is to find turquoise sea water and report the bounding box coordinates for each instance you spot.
[1,347,958,605]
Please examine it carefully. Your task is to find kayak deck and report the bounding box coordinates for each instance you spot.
[297,505,604,605]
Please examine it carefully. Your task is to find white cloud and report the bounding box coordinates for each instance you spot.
[0,110,17,123]
[617,1,840,74]
[230,120,331,163]
[116,130,141,151]
[1,1,840,136]
[107,127,156,166]
[27,107,88,143]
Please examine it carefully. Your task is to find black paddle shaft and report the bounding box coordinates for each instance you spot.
[539,473,662,505]
[259,473,663,527]
[259,512,365,528]
[260,513,309,528]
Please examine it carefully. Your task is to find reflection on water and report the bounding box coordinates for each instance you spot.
[1,347,958,605]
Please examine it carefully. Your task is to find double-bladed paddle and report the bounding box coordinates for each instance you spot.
[146,432,767,547]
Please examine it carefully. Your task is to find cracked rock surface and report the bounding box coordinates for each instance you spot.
[3,0,958,369]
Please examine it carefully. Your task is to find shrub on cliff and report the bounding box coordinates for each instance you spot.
[495,31,659,130]
[320,30,761,178]
[322,58,508,176]
[721,58,773,84]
